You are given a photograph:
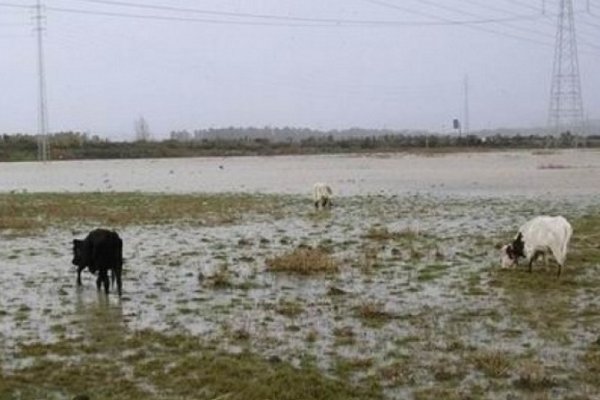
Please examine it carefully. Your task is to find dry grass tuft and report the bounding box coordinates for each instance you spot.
[0,192,290,233]
[363,226,420,241]
[470,350,512,378]
[276,299,304,318]
[356,301,394,326]
[333,326,356,346]
[379,361,415,387]
[265,247,338,275]
[514,360,557,391]
[203,264,233,289]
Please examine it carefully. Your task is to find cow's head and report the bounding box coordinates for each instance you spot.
[500,232,526,269]
[72,239,86,267]
[500,244,516,268]
[511,232,525,259]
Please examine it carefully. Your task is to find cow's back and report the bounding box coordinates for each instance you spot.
[87,229,123,268]
[519,215,572,254]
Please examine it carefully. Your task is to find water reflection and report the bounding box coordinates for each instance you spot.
[73,291,126,347]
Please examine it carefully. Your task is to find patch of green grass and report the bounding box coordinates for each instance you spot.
[334,356,374,379]
[581,344,600,387]
[13,304,31,322]
[416,263,449,282]
[2,329,383,400]
[413,387,463,400]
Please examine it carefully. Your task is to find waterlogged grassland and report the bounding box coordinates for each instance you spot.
[1,328,381,400]
[0,192,295,233]
[0,193,599,399]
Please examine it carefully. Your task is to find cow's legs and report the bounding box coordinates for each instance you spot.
[115,266,123,297]
[98,269,110,294]
[110,269,116,289]
[77,265,85,286]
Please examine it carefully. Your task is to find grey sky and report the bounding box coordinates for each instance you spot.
[1,0,599,140]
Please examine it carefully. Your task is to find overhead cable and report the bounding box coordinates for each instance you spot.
[56,0,544,27]
[362,0,553,46]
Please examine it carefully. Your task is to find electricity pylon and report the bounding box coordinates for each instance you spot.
[547,0,585,134]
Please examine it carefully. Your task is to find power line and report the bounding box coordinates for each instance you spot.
[43,0,600,54]
[47,0,545,27]
[455,0,546,17]
[0,2,33,9]
[502,0,546,13]
[363,0,600,54]
[457,0,600,45]
[407,0,560,44]
[46,5,335,27]
[70,0,428,24]
[362,0,554,46]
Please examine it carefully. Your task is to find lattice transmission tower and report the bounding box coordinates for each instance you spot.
[547,0,585,134]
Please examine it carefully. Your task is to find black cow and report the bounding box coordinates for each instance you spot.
[72,229,123,296]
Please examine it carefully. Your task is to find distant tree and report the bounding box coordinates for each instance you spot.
[134,116,151,142]
[170,130,192,142]
[559,131,574,147]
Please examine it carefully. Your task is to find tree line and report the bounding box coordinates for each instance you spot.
[0,129,598,162]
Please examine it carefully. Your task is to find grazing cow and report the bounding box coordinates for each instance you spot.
[72,229,123,295]
[313,182,333,209]
[501,216,573,277]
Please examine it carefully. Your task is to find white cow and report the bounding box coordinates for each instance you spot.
[313,182,333,210]
[501,215,573,277]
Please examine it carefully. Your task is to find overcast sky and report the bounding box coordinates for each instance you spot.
[1,0,599,139]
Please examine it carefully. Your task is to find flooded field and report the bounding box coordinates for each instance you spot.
[1,150,599,399]
[1,149,599,197]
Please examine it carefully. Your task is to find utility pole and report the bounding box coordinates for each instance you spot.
[35,0,49,161]
[463,74,470,135]
[547,0,585,135]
